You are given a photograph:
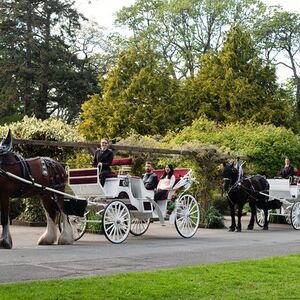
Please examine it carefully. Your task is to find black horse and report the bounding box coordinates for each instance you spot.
[221,162,281,232]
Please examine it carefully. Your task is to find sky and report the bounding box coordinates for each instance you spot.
[75,0,300,28]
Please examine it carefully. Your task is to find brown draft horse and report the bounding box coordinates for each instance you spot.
[0,130,74,249]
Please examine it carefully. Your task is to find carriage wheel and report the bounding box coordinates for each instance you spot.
[285,215,292,225]
[291,202,300,230]
[175,194,200,238]
[130,217,150,236]
[102,200,131,243]
[255,208,266,228]
[59,212,88,241]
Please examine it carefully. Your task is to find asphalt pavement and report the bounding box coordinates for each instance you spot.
[0,218,300,284]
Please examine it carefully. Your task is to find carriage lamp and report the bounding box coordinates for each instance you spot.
[120,177,129,187]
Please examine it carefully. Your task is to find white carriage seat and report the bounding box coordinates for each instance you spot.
[68,168,106,197]
[267,178,295,200]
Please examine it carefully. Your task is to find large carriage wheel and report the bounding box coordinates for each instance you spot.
[175,194,200,238]
[130,217,151,236]
[59,212,88,241]
[291,202,300,230]
[102,200,131,243]
[255,208,269,228]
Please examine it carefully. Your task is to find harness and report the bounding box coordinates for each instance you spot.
[228,177,269,203]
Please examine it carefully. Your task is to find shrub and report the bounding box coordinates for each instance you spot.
[204,206,225,229]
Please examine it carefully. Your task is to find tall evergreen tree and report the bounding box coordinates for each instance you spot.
[79,43,183,139]
[0,0,99,122]
[184,25,293,127]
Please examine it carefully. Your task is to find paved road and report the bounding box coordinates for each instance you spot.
[1,219,300,284]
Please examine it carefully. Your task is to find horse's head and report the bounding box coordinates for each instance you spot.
[0,129,12,156]
[221,162,239,192]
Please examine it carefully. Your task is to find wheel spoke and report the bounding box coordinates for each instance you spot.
[102,201,131,243]
[175,194,199,238]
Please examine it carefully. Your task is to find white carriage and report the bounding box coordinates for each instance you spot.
[256,176,300,230]
[66,159,200,243]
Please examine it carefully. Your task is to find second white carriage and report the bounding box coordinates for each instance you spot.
[256,177,300,230]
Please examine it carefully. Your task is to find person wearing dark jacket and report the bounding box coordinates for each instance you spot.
[92,138,114,186]
[280,158,294,179]
[142,161,158,190]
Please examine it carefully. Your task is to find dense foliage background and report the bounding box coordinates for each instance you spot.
[1,0,300,222]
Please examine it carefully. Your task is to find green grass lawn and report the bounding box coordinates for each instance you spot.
[1,254,300,299]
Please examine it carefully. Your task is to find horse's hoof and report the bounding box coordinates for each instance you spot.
[228,227,235,232]
[0,239,12,249]
[263,226,268,230]
[235,228,241,232]
[247,226,254,230]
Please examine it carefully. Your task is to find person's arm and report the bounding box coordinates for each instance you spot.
[92,150,99,167]
[168,175,176,189]
[145,174,158,190]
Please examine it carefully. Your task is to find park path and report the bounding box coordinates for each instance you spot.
[0,218,299,284]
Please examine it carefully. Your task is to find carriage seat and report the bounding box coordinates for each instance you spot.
[109,157,133,176]
[152,168,191,200]
[267,178,293,199]
[68,157,133,183]
[68,157,133,197]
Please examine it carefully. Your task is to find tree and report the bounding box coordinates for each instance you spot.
[79,44,184,140]
[0,0,100,121]
[115,0,268,79]
[183,25,293,127]
[255,10,300,117]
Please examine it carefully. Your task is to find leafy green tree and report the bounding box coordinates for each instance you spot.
[183,24,293,126]
[79,44,184,139]
[255,10,300,117]
[116,0,268,79]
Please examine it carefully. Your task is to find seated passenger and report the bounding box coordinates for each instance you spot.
[280,158,294,179]
[154,164,175,202]
[142,161,158,190]
[92,138,114,186]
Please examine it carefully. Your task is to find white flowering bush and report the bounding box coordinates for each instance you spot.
[0,116,83,160]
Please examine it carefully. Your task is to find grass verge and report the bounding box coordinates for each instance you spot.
[1,254,300,299]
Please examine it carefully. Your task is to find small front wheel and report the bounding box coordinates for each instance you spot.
[130,218,150,236]
[59,212,88,241]
[291,202,300,230]
[102,201,131,243]
[255,208,267,228]
[175,194,200,238]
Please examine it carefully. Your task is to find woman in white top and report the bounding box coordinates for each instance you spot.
[154,164,175,202]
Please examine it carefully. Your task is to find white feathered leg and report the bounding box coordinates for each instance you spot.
[58,213,74,245]
[38,212,57,245]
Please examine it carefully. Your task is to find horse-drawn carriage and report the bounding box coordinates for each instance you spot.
[66,159,200,243]
[0,130,199,248]
[256,174,300,230]
[222,160,300,232]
